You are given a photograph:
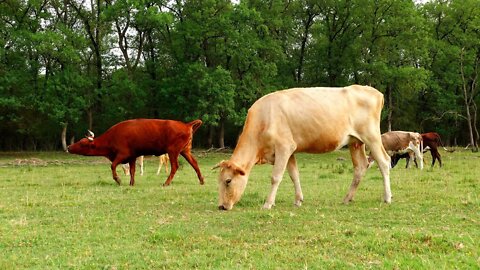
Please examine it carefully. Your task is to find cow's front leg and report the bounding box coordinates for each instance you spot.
[128,159,136,186]
[287,154,303,207]
[263,146,293,209]
[111,160,122,185]
[181,151,204,185]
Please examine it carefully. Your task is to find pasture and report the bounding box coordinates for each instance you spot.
[0,149,478,269]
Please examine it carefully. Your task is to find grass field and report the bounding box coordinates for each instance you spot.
[0,149,478,269]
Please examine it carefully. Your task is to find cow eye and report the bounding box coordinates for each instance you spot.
[225,179,232,186]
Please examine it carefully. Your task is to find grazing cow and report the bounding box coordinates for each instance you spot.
[121,154,170,175]
[375,131,424,170]
[68,119,204,186]
[392,132,449,168]
[214,85,392,211]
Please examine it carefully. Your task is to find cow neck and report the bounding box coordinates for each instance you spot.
[230,132,259,175]
[91,136,113,157]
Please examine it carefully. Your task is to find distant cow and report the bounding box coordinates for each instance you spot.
[392,132,448,168]
[68,119,204,186]
[374,131,424,170]
[121,154,170,175]
[214,85,392,211]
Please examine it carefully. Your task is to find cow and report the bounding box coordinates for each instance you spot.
[67,119,204,186]
[391,132,449,168]
[121,154,170,175]
[214,85,392,211]
[373,131,424,170]
[157,154,170,174]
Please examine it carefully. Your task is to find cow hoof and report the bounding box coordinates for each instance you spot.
[294,199,303,207]
[218,205,227,211]
[343,198,353,204]
[162,183,170,187]
[262,203,274,210]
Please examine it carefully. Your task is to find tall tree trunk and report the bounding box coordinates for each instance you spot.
[218,119,225,149]
[61,123,68,151]
[386,85,393,131]
[207,125,214,148]
[460,48,478,151]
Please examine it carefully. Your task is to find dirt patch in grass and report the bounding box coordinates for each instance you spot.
[0,157,110,168]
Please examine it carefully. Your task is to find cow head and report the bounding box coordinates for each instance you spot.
[67,130,97,155]
[214,160,247,211]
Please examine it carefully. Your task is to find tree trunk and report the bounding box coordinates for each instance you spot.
[61,123,68,151]
[207,125,214,148]
[218,119,225,149]
[386,84,393,132]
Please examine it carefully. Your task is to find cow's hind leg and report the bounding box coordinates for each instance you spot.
[138,156,144,176]
[287,155,303,207]
[181,150,204,185]
[163,152,179,186]
[368,141,392,203]
[263,144,295,209]
[344,141,368,203]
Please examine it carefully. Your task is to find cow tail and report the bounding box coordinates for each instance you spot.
[189,119,203,134]
[437,134,450,152]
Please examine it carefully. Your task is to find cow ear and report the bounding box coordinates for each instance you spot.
[235,166,246,176]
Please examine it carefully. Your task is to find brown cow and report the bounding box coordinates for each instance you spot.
[68,119,204,186]
[214,85,391,211]
[392,132,448,168]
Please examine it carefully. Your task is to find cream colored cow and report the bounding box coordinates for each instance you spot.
[122,154,170,176]
[215,85,392,210]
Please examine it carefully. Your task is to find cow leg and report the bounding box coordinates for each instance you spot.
[410,144,424,170]
[406,152,414,168]
[261,148,289,209]
[128,159,136,186]
[343,142,368,203]
[181,151,205,185]
[287,154,303,207]
[436,150,442,167]
[366,140,392,203]
[111,159,122,185]
[138,156,144,176]
[163,153,179,186]
[156,156,162,175]
[165,156,170,173]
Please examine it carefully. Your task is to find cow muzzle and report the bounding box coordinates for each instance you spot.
[218,204,233,211]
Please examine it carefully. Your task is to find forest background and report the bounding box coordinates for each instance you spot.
[1,0,479,151]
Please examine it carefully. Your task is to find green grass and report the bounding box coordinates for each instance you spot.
[0,149,478,269]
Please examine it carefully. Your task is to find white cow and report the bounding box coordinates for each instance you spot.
[215,85,392,210]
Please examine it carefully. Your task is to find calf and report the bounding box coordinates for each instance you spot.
[68,119,204,186]
[371,131,424,170]
[392,132,448,168]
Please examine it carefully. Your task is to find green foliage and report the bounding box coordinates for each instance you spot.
[0,0,479,149]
